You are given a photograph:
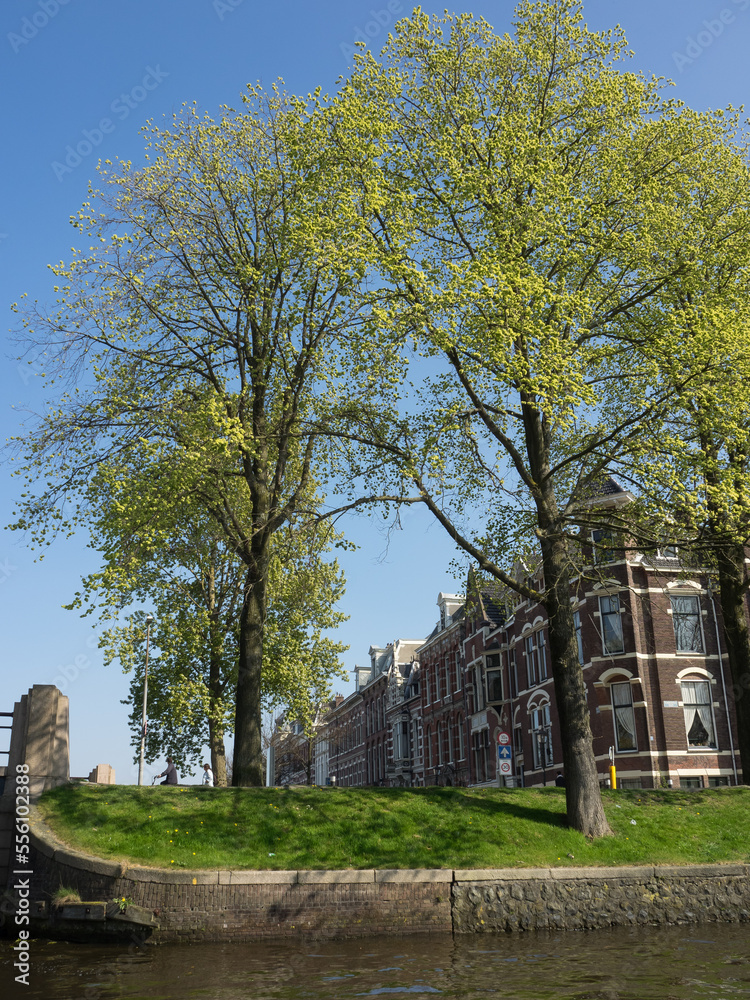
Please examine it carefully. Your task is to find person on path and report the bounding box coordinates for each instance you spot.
[157,757,178,785]
[202,763,214,786]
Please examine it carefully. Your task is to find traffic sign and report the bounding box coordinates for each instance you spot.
[497,745,512,760]
[499,760,512,775]
[497,731,510,745]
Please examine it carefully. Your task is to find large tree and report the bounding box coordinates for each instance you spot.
[68,467,348,785]
[10,90,364,785]
[328,2,748,835]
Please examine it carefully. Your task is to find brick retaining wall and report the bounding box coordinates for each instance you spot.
[16,810,750,942]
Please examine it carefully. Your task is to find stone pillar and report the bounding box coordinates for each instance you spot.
[88,764,115,784]
[0,686,70,889]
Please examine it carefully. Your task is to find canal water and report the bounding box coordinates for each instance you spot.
[2,924,750,999]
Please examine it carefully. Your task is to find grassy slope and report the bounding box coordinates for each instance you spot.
[36,784,750,872]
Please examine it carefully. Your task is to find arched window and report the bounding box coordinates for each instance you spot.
[529,698,553,769]
[680,678,716,747]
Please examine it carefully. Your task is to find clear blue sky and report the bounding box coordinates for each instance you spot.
[1,0,748,784]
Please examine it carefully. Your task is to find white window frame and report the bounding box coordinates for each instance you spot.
[610,680,637,752]
[681,678,716,748]
[670,594,704,654]
[530,702,553,769]
[599,593,625,655]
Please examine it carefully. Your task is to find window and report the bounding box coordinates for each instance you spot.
[680,777,703,790]
[671,595,704,653]
[538,630,548,680]
[574,610,584,666]
[531,704,553,769]
[618,778,642,790]
[444,658,451,698]
[682,679,716,747]
[474,664,486,711]
[524,634,536,686]
[509,648,519,697]
[524,632,546,686]
[708,776,729,787]
[485,653,503,702]
[599,594,624,654]
[657,544,678,559]
[610,681,637,752]
[435,665,441,701]
[592,527,618,564]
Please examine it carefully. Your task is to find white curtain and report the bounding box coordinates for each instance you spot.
[612,682,637,748]
[682,681,715,746]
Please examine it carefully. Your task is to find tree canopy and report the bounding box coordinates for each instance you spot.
[10,89,365,785]
[324,1,750,832]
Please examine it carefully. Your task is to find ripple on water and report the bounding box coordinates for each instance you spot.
[2,924,750,999]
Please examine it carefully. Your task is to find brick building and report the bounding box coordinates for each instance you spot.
[279,490,743,789]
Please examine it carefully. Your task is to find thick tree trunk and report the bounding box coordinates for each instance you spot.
[715,543,750,784]
[522,392,611,837]
[541,535,612,837]
[232,561,267,786]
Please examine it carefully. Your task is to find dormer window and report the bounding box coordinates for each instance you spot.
[656,544,678,559]
[591,527,618,564]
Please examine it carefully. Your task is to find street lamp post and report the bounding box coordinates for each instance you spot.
[137,614,154,786]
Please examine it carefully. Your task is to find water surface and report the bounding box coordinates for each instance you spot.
[2,924,750,999]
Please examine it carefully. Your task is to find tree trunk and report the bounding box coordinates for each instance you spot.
[208,717,228,787]
[522,392,611,837]
[715,542,750,784]
[541,535,612,836]
[232,561,267,786]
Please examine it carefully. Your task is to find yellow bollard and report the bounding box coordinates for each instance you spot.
[609,764,617,790]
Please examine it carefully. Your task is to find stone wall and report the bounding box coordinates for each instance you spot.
[452,865,750,933]
[12,810,749,942]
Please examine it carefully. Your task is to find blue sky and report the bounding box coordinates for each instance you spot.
[1,0,749,785]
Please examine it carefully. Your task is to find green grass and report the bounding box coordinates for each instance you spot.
[36,784,750,872]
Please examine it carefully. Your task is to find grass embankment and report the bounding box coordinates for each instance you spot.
[36,784,750,872]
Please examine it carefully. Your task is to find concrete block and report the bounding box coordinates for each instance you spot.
[297,869,375,884]
[655,864,746,879]
[59,902,106,921]
[375,869,453,883]
[454,868,551,882]
[550,866,655,881]
[229,870,297,884]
